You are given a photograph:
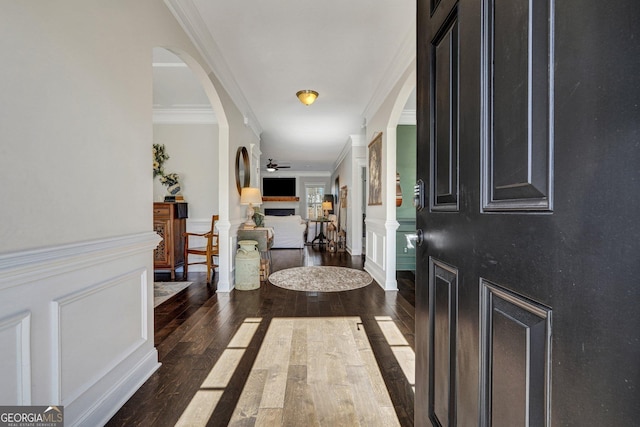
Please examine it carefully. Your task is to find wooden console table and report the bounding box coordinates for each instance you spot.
[153,202,188,279]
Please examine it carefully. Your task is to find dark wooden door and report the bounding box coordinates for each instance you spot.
[415,0,640,425]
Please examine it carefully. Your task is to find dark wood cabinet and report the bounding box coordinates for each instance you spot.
[153,202,188,279]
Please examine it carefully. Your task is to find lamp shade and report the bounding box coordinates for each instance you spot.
[322,201,332,211]
[296,90,318,106]
[240,187,262,205]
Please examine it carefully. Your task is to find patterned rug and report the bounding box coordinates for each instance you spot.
[154,281,192,307]
[268,266,373,292]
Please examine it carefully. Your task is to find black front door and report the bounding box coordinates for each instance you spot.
[415,0,640,425]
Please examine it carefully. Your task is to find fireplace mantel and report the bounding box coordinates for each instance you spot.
[262,196,300,202]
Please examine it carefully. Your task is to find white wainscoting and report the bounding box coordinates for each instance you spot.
[364,218,399,291]
[0,311,30,405]
[364,218,386,289]
[0,232,161,427]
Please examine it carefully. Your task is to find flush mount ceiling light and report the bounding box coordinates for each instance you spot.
[296,90,319,106]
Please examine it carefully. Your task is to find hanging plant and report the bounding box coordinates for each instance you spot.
[153,143,169,178]
[153,144,181,193]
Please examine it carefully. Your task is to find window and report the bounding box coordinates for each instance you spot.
[305,185,324,219]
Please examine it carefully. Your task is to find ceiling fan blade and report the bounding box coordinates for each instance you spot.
[265,159,291,170]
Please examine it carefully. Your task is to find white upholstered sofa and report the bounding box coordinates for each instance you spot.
[263,215,307,248]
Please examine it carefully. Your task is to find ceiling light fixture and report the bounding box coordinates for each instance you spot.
[296,90,318,106]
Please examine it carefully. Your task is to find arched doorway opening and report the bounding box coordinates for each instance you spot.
[151,47,231,291]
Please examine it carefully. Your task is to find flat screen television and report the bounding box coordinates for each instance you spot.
[262,177,296,197]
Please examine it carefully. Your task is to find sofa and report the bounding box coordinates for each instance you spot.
[263,215,307,248]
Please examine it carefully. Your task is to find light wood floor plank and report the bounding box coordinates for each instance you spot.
[347,364,395,426]
[392,345,416,385]
[228,321,261,348]
[201,348,245,389]
[356,347,397,407]
[174,390,222,427]
[288,323,307,365]
[282,365,320,427]
[255,408,283,427]
[255,318,294,409]
[377,318,410,346]
[309,382,359,426]
[379,405,403,427]
[228,369,268,427]
[237,316,401,426]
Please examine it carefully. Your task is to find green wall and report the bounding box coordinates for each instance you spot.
[396,125,416,271]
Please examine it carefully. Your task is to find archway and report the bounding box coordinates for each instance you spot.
[363,60,416,291]
[152,47,232,290]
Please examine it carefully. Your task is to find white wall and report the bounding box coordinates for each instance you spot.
[364,59,416,290]
[332,135,366,255]
[153,123,219,219]
[153,124,220,274]
[206,70,261,292]
[0,1,250,424]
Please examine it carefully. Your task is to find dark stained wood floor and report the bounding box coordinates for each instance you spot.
[107,247,416,427]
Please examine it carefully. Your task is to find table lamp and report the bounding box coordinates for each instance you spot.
[240,187,262,229]
[322,201,332,219]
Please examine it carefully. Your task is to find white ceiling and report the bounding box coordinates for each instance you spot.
[156,0,416,172]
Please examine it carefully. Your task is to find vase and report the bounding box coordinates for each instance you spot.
[396,172,403,207]
[235,240,260,290]
[167,183,181,196]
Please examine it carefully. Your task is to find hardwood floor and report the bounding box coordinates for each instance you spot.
[107,247,415,427]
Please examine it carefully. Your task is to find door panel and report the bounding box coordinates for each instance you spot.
[431,13,459,211]
[480,281,551,427]
[482,0,553,212]
[429,259,458,426]
[416,0,640,425]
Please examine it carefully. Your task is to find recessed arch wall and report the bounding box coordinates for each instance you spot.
[153,47,242,291]
[364,59,417,290]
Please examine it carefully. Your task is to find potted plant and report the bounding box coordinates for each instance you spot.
[153,144,181,196]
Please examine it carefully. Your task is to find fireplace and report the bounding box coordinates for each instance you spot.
[265,208,295,216]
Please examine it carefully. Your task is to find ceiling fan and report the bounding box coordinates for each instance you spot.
[265,159,291,172]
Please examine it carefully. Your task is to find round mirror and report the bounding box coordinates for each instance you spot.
[235,146,250,195]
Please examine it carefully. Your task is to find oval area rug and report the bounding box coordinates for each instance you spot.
[268,266,373,292]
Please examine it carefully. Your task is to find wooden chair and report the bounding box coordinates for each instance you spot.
[183,215,219,284]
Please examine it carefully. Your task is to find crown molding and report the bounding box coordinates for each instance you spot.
[362,24,417,122]
[333,135,365,171]
[152,62,188,68]
[398,109,416,125]
[153,107,217,124]
[163,0,262,138]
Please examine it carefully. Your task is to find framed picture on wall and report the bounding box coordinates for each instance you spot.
[340,185,348,208]
[368,132,382,206]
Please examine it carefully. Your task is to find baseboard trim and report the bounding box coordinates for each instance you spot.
[72,349,160,427]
